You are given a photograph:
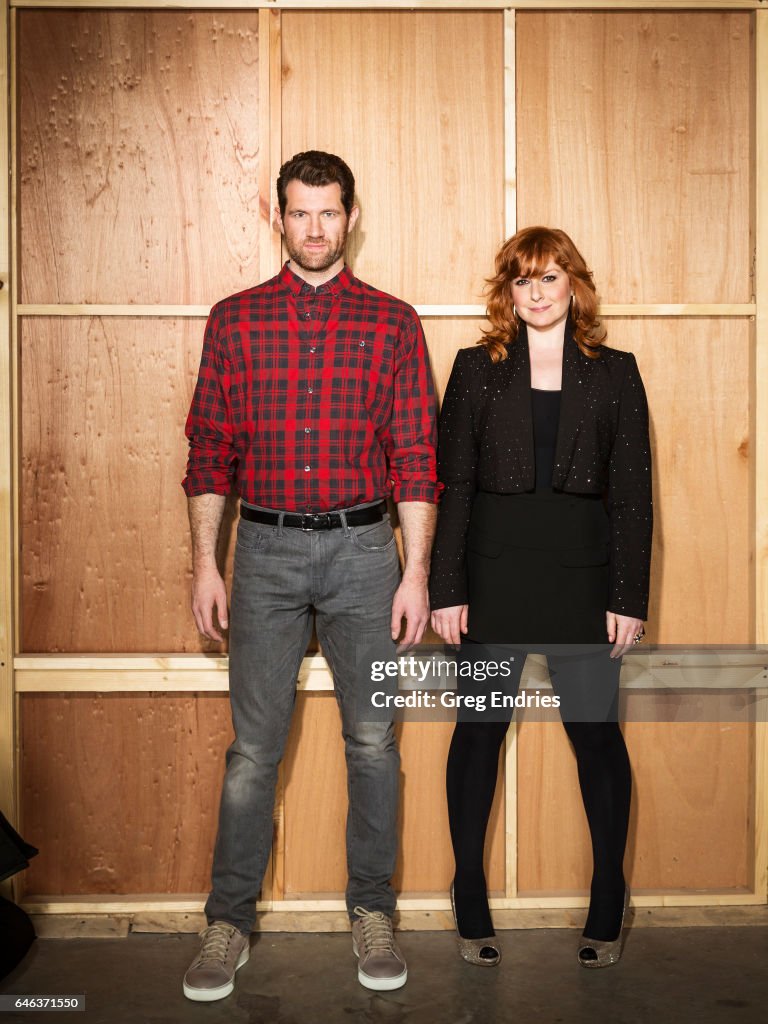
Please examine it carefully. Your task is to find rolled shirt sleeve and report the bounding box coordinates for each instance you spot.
[182,304,238,497]
[382,311,441,505]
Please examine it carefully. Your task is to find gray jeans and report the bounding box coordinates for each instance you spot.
[204,508,401,933]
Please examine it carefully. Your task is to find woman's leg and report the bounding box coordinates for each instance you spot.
[552,648,631,943]
[563,720,631,940]
[446,718,510,938]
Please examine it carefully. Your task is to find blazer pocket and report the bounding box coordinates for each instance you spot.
[558,543,610,568]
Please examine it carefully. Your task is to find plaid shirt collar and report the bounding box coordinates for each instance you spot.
[278,261,354,297]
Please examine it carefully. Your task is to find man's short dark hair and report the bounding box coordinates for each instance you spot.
[276,151,356,217]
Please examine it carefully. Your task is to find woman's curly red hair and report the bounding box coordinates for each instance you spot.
[481,226,605,361]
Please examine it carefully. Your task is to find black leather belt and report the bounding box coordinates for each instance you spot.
[240,501,387,531]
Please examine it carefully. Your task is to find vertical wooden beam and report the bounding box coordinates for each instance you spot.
[257,5,284,904]
[0,0,15,860]
[753,7,768,903]
[504,8,516,241]
[258,6,283,285]
[503,8,517,899]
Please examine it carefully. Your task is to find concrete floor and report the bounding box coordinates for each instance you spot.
[1,926,767,1024]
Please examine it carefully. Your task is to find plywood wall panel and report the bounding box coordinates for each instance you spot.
[282,12,504,307]
[283,696,505,896]
[611,319,750,645]
[423,319,489,409]
[517,721,750,893]
[517,12,751,304]
[516,317,751,892]
[19,694,233,895]
[19,11,261,304]
[20,317,236,653]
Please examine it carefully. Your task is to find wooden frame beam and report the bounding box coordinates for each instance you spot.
[13,302,759,318]
[9,2,765,11]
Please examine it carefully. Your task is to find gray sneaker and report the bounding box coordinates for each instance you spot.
[351,906,407,991]
[183,921,250,1002]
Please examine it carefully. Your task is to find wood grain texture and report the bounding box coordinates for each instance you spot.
[516,11,752,303]
[19,317,237,653]
[19,693,233,895]
[517,721,750,893]
[516,317,751,891]
[615,319,750,645]
[282,696,504,896]
[422,318,489,408]
[19,11,261,304]
[281,11,504,306]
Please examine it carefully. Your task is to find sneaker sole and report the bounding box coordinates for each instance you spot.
[183,945,250,1002]
[352,939,408,991]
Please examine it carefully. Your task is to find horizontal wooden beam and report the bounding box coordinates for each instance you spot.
[14,650,768,693]
[10,1,764,11]
[15,302,759,319]
[20,890,767,926]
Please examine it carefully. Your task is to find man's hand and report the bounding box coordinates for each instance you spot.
[187,493,228,641]
[391,500,437,650]
[430,604,468,648]
[391,575,430,651]
[606,610,644,658]
[192,568,229,642]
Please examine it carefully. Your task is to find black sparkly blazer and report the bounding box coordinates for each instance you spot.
[429,321,653,620]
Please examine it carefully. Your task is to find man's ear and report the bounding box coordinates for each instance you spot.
[347,205,360,233]
[274,205,284,235]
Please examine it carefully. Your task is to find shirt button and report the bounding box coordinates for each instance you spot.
[310,346,316,353]
[304,427,311,433]
[359,340,366,347]
[304,312,311,320]
[304,465,311,472]
[307,387,313,394]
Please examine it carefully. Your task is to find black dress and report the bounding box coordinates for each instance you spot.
[441,383,632,945]
[466,387,611,646]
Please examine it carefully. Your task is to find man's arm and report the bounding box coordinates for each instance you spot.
[188,493,228,642]
[390,500,437,649]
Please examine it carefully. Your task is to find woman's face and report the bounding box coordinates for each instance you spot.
[511,260,572,333]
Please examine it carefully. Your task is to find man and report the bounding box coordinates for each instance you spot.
[181,151,438,1001]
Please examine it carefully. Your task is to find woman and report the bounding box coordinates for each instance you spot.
[430,227,652,969]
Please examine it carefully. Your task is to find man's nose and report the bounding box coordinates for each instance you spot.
[307,215,325,237]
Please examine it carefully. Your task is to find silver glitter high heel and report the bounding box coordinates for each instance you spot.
[577,887,630,969]
[449,883,501,967]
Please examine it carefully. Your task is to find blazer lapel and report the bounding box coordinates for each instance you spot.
[553,320,594,480]
[499,324,535,485]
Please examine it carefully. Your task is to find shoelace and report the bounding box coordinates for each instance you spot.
[196,923,236,964]
[353,907,395,952]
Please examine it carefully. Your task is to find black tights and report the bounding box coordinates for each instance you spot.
[447,717,631,942]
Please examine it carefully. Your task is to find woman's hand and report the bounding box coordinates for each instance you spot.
[606,611,644,658]
[431,605,469,647]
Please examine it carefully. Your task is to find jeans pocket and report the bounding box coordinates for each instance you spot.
[236,518,275,554]
[349,517,396,553]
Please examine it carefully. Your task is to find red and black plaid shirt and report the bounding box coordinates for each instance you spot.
[183,263,440,512]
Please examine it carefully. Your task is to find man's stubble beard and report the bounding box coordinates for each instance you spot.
[284,226,349,273]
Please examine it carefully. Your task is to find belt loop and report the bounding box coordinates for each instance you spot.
[338,508,350,536]
[277,511,285,537]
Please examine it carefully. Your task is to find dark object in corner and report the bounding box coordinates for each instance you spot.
[0,812,38,980]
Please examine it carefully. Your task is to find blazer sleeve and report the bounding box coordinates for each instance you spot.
[605,353,653,620]
[429,347,482,610]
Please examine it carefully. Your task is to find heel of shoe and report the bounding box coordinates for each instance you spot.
[578,886,629,969]
[449,883,501,967]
